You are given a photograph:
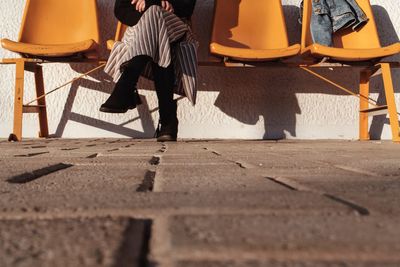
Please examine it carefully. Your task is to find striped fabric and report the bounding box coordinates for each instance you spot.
[104,5,199,105]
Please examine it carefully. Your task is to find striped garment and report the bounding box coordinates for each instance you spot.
[104,5,199,105]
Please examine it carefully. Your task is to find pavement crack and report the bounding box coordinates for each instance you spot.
[331,164,381,177]
[233,160,258,169]
[86,153,99,159]
[31,145,47,149]
[7,163,74,184]
[267,177,297,191]
[14,152,49,157]
[137,171,156,192]
[60,148,79,151]
[267,176,317,192]
[235,161,247,169]
[149,156,161,166]
[212,151,221,156]
[113,219,152,267]
[324,194,370,216]
[203,147,221,156]
[158,144,167,153]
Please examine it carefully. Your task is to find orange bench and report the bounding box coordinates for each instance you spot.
[209,0,400,142]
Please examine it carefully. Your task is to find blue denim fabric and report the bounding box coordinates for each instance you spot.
[301,0,369,47]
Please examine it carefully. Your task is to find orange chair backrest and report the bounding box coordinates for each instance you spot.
[301,0,381,50]
[211,0,290,50]
[114,22,128,42]
[18,0,100,45]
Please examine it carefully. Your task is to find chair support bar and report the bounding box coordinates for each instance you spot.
[300,66,378,107]
[25,63,106,105]
[2,57,399,142]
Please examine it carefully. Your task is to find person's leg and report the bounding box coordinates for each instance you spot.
[152,62,178,142]
[100,55,151,113]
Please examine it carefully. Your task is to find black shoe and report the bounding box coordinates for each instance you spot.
[99,103,135,113]
[100,55,150,114]
[155,117,178,142]
[100,88,141,113]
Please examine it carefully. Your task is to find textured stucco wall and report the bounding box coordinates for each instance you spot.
[0,0,399,139]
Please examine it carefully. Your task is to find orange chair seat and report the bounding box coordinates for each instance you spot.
[107,40,116,50]
[303,43,400,62]
[210,43,301,61]
[210,0,300,62]
[1,38,97,57]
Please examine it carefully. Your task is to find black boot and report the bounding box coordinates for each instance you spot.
[156,100,178,142]
[153,63,178,142]
[100,55,150,113]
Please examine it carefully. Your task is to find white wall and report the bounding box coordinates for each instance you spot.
[0,0,399,140]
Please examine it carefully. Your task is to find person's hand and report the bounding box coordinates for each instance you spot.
[131,0,146,12]
[161,1,174,12]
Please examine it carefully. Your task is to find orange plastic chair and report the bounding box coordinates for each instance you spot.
[300,0,400,61]
[210,0,300,61]
[300,0,400,142]
[0,0,100,141]
[107,22,128,51]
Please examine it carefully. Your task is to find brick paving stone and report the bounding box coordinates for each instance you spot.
[167,214,400,261]
[0,217,151,267]
[287,177,400,194]
[0,159,72,181]
[77,155,154,167]
[159,154,230,165]
[0,191,353,215]
[175,260,400,267]
[1,164,149,196]
[268,175,400,215]
[203,141,400,177]
[154,165,290,192]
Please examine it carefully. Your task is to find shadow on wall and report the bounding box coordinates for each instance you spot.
[193,1,400,139]
[53,1,399,140]
[52,1,158,138]
[52,72,157,138]
[369,5,400,139]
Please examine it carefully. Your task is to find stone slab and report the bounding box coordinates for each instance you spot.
[175,260,400,267]
[0,191,353,216]
[0,217,151,267]
[167,214,400,261]
[154,165,290,192]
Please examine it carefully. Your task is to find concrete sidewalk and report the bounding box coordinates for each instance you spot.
[1,139,400,267]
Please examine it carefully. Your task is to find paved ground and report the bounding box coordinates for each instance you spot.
[0,139,400,267]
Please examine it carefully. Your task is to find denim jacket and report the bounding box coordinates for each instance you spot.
[301,0,369,47]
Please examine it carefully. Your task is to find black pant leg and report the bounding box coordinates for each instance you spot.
[152,62,176,122]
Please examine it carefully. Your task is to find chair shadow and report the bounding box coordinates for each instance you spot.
[50,1,158,138]
[211,0,250,49]
[50,66,158,138]
[199,5,303,139]
[368,5,400,139]
[195,2,399,140]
